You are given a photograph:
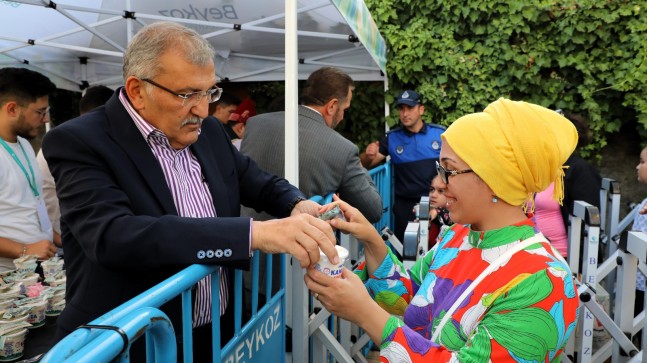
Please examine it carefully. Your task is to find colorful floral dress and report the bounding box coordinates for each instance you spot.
[355,218,579,362]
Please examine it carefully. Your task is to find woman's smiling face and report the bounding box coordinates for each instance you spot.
[438,142,495,230]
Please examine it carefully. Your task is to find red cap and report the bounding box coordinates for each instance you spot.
[228,98,257,124]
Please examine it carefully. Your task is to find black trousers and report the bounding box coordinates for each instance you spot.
[181,302,235,363]
[393,197,419,243]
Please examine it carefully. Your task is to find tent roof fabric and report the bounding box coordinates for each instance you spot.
[0,0,386,91]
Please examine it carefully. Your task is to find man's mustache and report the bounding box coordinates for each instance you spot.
[181,117,203,127]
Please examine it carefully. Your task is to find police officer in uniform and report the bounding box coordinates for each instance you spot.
[362,90,445,242]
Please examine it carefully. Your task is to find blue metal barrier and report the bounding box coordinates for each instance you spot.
[62,307,175,363]
[368,161,392,231]
[43,259,287,363]
[42,264,220,362]
[41,163,393,362]
[310,194,334,205]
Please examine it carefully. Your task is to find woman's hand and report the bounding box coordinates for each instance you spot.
[320,195,388,274]
[305,267,371,321]
[320,195,382,246]
[305,267,390,344]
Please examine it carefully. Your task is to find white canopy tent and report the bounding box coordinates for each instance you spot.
[0,0,386,90]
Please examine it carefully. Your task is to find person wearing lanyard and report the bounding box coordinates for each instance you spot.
[0,67,58,271]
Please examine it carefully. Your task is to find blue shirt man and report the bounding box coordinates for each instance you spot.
[362,90,445,242]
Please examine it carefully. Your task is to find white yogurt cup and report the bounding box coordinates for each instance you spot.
[314,245,349,279]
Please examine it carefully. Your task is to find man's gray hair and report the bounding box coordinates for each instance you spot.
[123,21,215,81]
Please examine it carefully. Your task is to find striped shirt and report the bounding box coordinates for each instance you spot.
[119,89,227,327]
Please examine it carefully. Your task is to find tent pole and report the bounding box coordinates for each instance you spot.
[284,0,305,363]
[126,0,134,45]
[384,77,390,133]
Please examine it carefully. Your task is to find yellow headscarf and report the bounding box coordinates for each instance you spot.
[441,98,578,209]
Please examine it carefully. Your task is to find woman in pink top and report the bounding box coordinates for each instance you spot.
[535,111,602,259]
[535,182,569,256]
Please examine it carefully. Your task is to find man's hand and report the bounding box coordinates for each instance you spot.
[251,214,338,268]
[290,199,321,217]
[365,141,379,159]
[360,141,385,169]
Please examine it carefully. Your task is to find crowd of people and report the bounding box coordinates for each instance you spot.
[0,19,627,363]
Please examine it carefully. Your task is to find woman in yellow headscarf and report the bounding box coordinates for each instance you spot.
[306,98,580,362]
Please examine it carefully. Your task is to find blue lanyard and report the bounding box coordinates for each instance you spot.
[0,138,39,197]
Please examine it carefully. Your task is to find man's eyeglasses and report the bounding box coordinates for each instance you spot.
[142,79,222,106]
[34,106,50,120]
[436,161,474,184]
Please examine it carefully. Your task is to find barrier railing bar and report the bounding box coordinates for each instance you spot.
[211,269,222,362]
[614,205,640,238]
[597,251,619,282]
[308,309,332,336]
[351,333,371,356]
[251,252,260,315]
[63,307,175,363]
[220,290,285,356]
[313,325,354,362]
[181,289,193,363]
[234,269,243,335]
[42,265,219,362]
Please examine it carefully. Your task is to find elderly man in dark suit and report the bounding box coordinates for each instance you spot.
[42,21,338,361]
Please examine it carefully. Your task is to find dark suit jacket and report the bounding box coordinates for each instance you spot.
[42,91,304,337]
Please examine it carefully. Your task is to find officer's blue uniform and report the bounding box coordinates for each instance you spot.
[379,122,446,241]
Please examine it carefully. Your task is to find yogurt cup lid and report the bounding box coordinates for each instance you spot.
[319,245,349,262]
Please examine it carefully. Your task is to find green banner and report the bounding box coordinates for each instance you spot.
[330,0,387,73]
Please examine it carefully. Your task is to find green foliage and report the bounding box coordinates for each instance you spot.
[363,0,647,157]
[341,81,386,150]
[246,81,285,114]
